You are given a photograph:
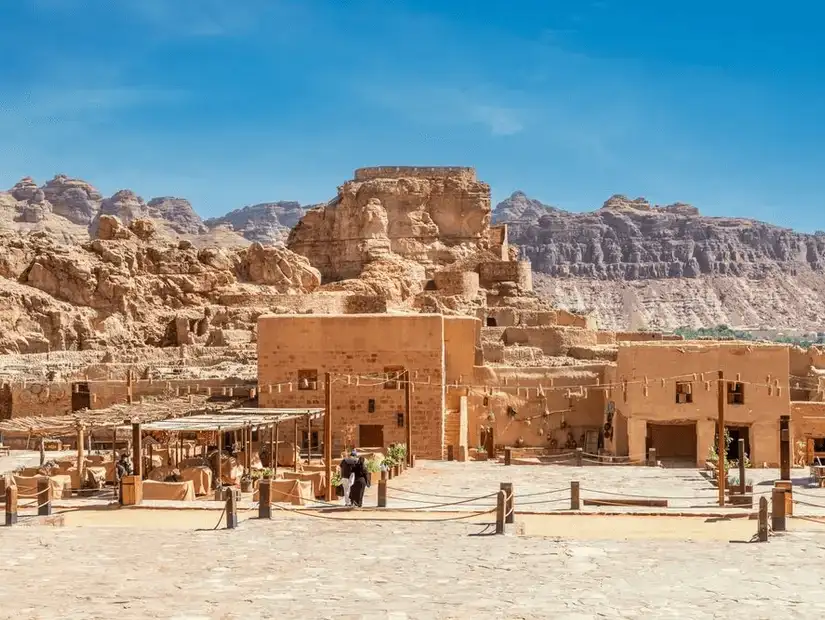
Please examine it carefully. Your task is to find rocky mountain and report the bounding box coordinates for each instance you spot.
[205,201,312,245]
[494,192,825,331]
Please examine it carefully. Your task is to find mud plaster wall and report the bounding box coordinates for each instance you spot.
[478,261,532,291]
[257,314,447,459]
[616,343,790,466]
[86,379,255,410]
[467,365,610,450]
[8,382,72,418]
[502,326,599,357]
[354,166,476,181]
[791,402,825,462]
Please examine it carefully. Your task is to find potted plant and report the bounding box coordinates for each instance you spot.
[240,474,253,493]
[331,471,343,498]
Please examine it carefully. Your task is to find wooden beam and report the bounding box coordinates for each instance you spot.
[307,413,312,464]
[717,370,726,507]
[217,426,223,489]
[583,498,668,508]
[132,422,142,479]
[76,424,85,492]
[324,372,333,501]
[294,417,299,473]
[273,422,279,478]
[405,369,413,467]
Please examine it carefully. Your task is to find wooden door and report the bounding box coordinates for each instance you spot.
[585,430,598,455]
[359,424,384,448]
[71,383,91,411]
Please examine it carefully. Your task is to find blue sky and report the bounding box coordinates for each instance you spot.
[1,1,823,231]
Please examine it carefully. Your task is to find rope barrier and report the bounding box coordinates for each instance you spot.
[380,492,499,511]
[792,498,825,509]
[515,497,568,507]
[517,488,568,498]
[387,486,488,500]
[267,501,497,523]
[580,487,722,501]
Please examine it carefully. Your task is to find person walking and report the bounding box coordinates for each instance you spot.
[349,456,370,508]
[339,449,358,507]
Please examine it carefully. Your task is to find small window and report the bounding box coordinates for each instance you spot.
[675,381,693,404]
[486,317,497,327]
[814,438,825,453]
[727,382,745,405]
[397,412,405,427]
[384,366,405,390]
[298,369,318,391]
[368,399,375,413]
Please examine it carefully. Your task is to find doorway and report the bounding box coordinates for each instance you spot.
[71,382,91,411]
[646,422,697,466]
[359,424,384,448]
[724,426,750,461]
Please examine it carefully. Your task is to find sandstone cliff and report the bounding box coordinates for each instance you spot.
[288,167,493,281]
[0,215,321,354]
[494,192,825,330]
[205,201,312,245]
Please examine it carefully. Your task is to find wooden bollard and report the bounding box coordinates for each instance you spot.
[504,448,512,466]
[411,454,416,468]
[225,488,238,529]
[571,481,580,510]
[37,477,52,517]
[5,485,18,526]
[575,448,583,467]
[648,448,657,467]
[757,496,768,542]
[447,445,454,461]
[772,486,786,532]
[393,465,399,478]
[378,479,387,508]
[495,490,506,534]
[738,439,746,495]
[500,482,514,524]
[258,479,272,519]
[775,480,793,516]
[380,469,388,482]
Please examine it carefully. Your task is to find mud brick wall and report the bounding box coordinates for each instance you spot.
[354,166,476,181]
[258,314,447,459]
[9,382,72,418]
[478,260,532,291]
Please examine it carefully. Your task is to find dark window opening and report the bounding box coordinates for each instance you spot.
[675,381,693,404]
[397,412,405,427]
[298,369,318,390]
[727,382,745,405]
[486,317,497,327]
[384,366,405,390]
[814,438,825,453]
[368,399,375,413]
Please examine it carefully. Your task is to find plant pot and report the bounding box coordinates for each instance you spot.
[392,465,399,477]
[240,479,253,493]
[335,484,344,498]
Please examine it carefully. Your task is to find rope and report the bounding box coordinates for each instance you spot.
[388,486,488,500]
[580,487,720,501]
[517,487,568,498]
[267,501,497,522]
[792,498,825,509]
[514,497,568,506]
[380,492,498,511]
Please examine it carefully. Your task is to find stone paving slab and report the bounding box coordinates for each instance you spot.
[3,517,825,619]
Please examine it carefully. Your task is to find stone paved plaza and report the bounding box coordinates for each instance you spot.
[4,516,825,619]
[379,461,825,516]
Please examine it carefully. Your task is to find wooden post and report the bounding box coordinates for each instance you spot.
[575,447,583,467]
[77,424,85,492]
[273,423,279,478]
[757,496,768,541]
[306,414,312,464]
[495,490,506,534]
[380,469,388,482]
[37,477,52,516]
[504,447,512,466]
[225,489,238,529]
[647,448,656,467]
[39,436,45,466]
[131,422,142,479]
[772,485,786,532]
[780,415,791,481]
[570,480,581,509]
[258,479,272,519]
[776,480,793,516]
[378,479,387,507]
[324,372,333,501]
[447,445,454,461]
[738,438,746,495]
[216,426,223,496]
[5,486,18,526]
[500,482,514,524]
[126,368,133,404]
[293,417,300,473]
[717,370,726,507]
[405,369,413,467]
[112,426,118,499]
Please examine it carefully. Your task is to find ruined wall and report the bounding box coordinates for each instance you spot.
[257,314,446,459]
[468,364,610,450]
[354,167,477,182]
[615,332,684,342]
[444,317,479,384]
[616,343,790,466]
[502,326,599,357]
[487,224,509,261]
[433,271,480,298]
[478,260,532,291]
